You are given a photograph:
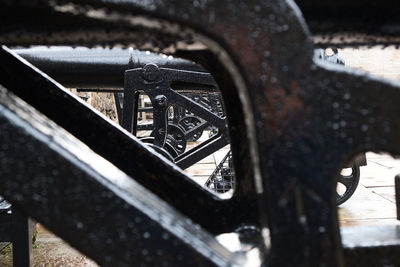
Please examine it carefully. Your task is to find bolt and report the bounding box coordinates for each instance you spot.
[141,63,161,82]
[154,95,167,107]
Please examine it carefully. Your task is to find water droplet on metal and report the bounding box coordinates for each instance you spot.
[143,232,150,239]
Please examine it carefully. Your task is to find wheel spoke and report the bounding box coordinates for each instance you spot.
[336,163,361,205]
[337,173,354,188]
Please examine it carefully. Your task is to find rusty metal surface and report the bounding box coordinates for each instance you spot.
[1,0,400,266]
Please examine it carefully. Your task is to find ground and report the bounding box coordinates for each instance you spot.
[0,224,97,266]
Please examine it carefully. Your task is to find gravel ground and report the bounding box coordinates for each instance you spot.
[0,224,98,267]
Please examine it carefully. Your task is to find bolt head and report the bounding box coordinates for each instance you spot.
[154,95,167,106]
[141,63,161,82]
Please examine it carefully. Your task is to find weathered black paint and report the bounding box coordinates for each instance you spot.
[1,0,400,266]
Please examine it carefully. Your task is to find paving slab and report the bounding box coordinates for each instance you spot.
[339,184,396,223]
[370,186,396,203]
[213,146,231,165]
[340,218,400,227]
[338,152,400,228]
[359,161,398,188]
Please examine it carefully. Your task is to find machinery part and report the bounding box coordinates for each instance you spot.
[395,174,400,221]
[14,47,206,89]
[353,153,367,167]
[3,0,400,266]
[150,124,187,156]
[179,115,203,142]
[123,65,230,170]
[165,124,187,155]
[183,92,225,137]
[336,163,361,205]
[205,151,234,194]
[167,124,187,155]
[316,48,345,65]
[139,136,178,161]
[218,167,234,193]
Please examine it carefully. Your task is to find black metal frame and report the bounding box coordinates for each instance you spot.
[0,207,35,266]
[122,65,229,168]
[1,0,400,266]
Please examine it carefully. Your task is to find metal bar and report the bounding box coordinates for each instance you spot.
[11,209,33,267]
[168,90,226,129]
[176,135,229,169]
[137,123,154,131]
[132,92,140,136]
[184,122,209,140]
[0,84,237,267]
[77,88,122,93]
[14,47,207,88]
[149,96,168,147]
[0,217,11,241]
[113,92,123,126]
[121,81,136,133]
[138,107,153,112]
[396,174,400,221]
[162,68,217,87]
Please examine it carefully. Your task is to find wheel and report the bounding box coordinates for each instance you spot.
[336,162,360,205]
[166,124,187,155]
[139,136,178,161]
[150,124,187,155]
[178,115,203,141]
[205,150,234,194]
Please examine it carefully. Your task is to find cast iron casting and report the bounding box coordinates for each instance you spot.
[1,0,400,266]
